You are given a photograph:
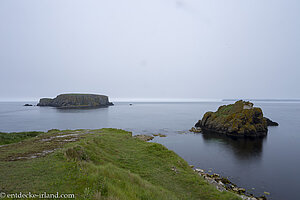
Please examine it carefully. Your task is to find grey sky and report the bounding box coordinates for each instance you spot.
[0,0,299,101]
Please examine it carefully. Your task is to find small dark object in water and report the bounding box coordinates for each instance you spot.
[129,104,133,106]
[24,104,33,106]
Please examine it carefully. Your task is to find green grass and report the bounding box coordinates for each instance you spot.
[0,131,43,145]
[0,129,240,200]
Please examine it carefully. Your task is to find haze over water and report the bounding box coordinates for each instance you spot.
[1,0,300,101]
[1,100,299,200]
[1,0,300,199]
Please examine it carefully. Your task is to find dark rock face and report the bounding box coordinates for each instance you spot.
[37,94,114,108]
[198,100,269,137]
[195,120,202,128]
[264,117,279,126]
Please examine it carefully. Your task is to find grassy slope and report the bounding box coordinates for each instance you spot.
[0,131,43,145]
[0,129,240,200]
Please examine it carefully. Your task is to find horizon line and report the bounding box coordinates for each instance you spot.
[1,97,300,103]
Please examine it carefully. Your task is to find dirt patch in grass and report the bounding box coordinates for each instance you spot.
[0,130,94,161]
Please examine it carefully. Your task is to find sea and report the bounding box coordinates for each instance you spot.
[0,100,299,200]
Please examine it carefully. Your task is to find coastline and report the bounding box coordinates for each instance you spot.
[146,134,267,200]
[193,168,266,200]
[1,128,266,199]
[0,128,241,200]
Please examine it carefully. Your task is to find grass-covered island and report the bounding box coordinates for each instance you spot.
[0,129,242,200]
[193,100,278,137]
[37,94,113,108]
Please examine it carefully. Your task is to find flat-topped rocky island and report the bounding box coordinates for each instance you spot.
[37,93,113,109]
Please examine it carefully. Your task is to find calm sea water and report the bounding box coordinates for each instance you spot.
[0,101,299,200]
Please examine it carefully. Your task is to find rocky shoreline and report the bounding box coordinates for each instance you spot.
[193,167,268,200]
[134,133,167,141]
[135,133,268,199]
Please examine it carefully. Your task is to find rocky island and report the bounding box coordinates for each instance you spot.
[193,100,278,137]
[37,93,113,108]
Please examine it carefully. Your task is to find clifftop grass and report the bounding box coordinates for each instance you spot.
[0,131,43,145]
[0,129,240,200]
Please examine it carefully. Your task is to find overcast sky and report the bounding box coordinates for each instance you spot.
[0,0,299,101]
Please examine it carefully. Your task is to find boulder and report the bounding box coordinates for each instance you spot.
[37,94,113,108]
[23,104,33,106]
[189,127,202,133]
[197,100,273,137]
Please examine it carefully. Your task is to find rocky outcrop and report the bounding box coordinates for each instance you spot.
[195,100,274,137]
[37,98,53,106]
[189,127,202,133]
[37,94,113,108]
[264,117,279,126]
[134,135,154,141]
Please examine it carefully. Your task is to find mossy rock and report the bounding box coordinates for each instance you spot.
[198,100,269,137]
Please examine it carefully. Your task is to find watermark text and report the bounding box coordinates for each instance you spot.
[0,192,75,199]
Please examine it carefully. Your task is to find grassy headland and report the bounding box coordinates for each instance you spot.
[0,129,240,200]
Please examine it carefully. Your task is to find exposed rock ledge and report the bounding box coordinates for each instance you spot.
[194,100,278,137]
[37,94,113,108]
[193,168,267,200]
[264,117,279,126]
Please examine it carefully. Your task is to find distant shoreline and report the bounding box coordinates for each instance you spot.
[223,99,300,102]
